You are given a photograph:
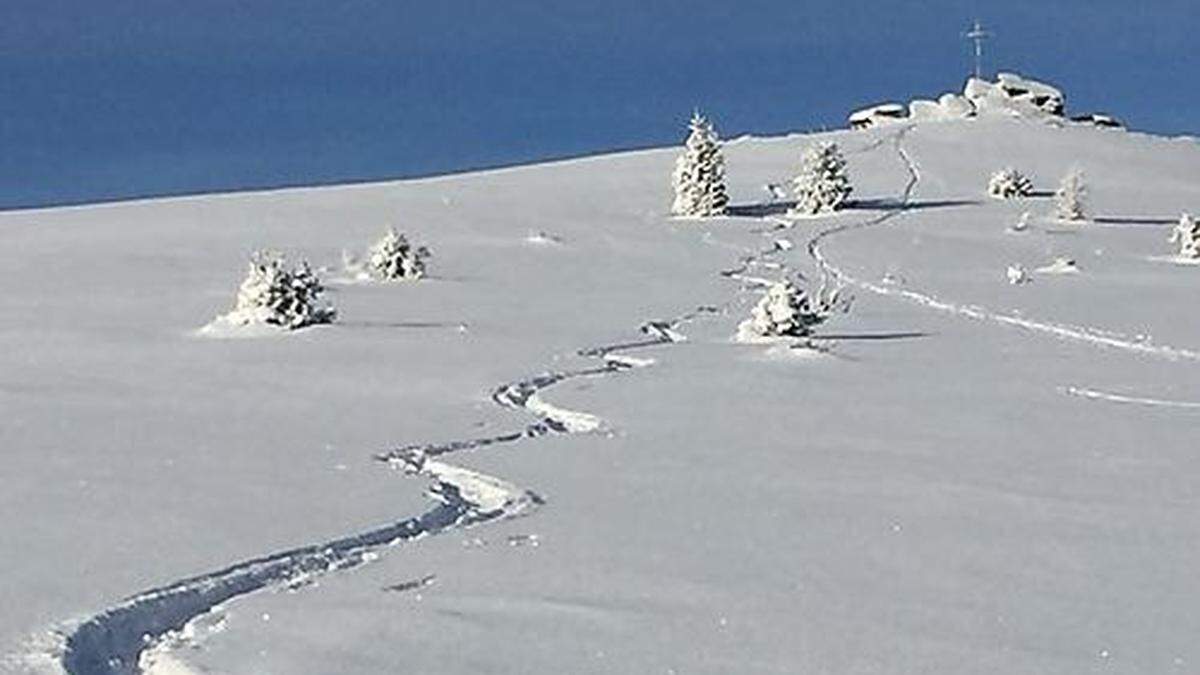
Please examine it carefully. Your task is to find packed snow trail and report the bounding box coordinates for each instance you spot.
[808,127,1200,364]
[1063,386,1200,410]
[58,218,785,674]
[60,463,541,675]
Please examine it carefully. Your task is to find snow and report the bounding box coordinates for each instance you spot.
[2,108,1199,675]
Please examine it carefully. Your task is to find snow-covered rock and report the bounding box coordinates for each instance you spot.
[1071,113,1124,129]
[963,73,1066,118]
[1036,257,1081,275]
[994,72,1065,115]
[853,73,1070,129]
[907,99,940,121]
[937,93,977,118]
[848,103,907,129]
[1008,211,1032,233]
[1006,263,1031,285]
[907,95,977,122]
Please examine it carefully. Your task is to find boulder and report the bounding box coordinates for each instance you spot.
[848,103,907,129]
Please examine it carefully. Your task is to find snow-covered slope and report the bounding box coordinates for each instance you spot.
[2,114,1198,674]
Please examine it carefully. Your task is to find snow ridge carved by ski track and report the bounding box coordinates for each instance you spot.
[808,127,1200,364]
[54,218,783,673]
[58,462,540,675]
[1062,386,1200,410]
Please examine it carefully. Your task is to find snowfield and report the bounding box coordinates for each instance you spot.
[2,113,1199,674]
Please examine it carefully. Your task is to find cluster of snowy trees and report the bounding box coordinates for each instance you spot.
[215,228,432,331]
[994,168,1087,284]
[984,166,1089,223]
[671,112,852,218]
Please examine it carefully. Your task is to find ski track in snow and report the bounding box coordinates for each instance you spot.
[52,204,788,675]
[1062,386,1200,410]
[808,126,1200,365]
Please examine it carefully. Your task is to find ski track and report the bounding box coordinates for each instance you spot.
[53,211,786,674]
[1062,386,1200,410]
[808,126,1200,364]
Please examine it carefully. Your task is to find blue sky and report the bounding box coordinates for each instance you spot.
[0,0,1196,209]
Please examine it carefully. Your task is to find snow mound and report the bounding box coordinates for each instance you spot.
[1036,257,1081,275]
[525,230,565,246]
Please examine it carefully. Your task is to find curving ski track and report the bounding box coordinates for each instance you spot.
[55,221,783,673]
[1062,386,1200,410]
[808,127,1200,364]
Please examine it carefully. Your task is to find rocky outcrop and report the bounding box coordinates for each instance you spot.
[847,72,1119,131]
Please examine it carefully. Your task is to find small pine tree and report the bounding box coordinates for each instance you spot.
[1055,168,1087,221]
[671,111,729,217]
[367,227,431,281]
[789,142,852,216]
[227,251,336,329]
[739,276,849,340]
[1169,212,1200,259]
[987,168,1034,199]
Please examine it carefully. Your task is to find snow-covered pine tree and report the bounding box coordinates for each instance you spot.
[738,276,849,340]
[789,142,853,216]
[1055,168,1088,221]
[1169,212,1200,259]
[987,168,1034,199]
[670,111,729,217]
[227,251,336,329]
[366,227,431,280]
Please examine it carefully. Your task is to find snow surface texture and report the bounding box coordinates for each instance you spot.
[2,100,1200,675]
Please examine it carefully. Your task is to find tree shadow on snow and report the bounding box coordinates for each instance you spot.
[725,201,796,217]
[725,198,980,218]
[338,320,468,330]
[847,197,983,212]
[809,331,932,342]
[1092,216,1178,227]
